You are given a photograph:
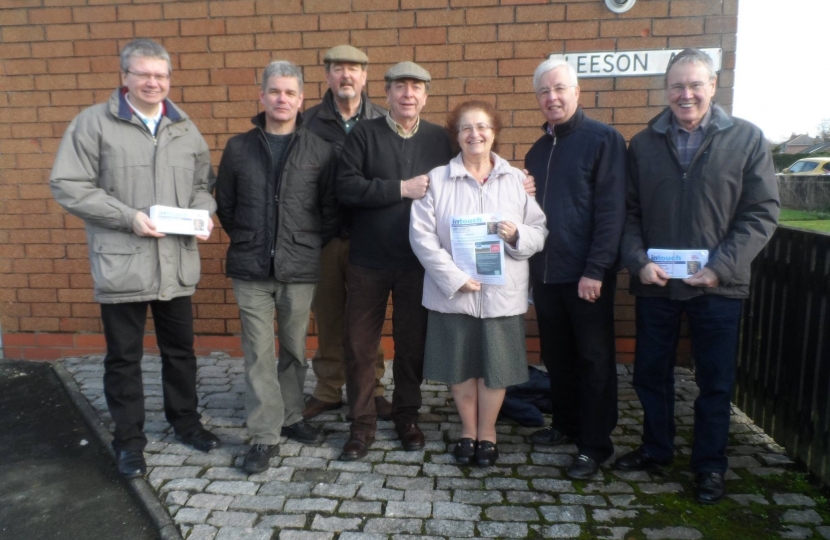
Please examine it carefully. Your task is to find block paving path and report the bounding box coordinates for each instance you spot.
[62,354,829,540]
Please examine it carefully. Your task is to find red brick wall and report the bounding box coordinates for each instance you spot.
[0,0,736,361]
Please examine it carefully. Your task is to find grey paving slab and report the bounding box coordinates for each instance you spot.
[62,355,814,540]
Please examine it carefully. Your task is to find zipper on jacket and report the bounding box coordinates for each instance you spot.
[255,126,278,258]
[541,135,557,283]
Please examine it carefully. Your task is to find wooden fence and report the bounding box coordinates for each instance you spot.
[734,226,830,486]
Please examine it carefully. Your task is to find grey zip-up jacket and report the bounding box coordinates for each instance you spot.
[621,104,779,300]
[50,89,216,303]
[410,153,548,318]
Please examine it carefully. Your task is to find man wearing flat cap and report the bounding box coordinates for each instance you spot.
[336,61,453,460]
[301,45,392,422]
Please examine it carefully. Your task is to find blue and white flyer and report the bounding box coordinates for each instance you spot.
[647,248,709,279]
[149,205,210,236]
[449,213,506,285]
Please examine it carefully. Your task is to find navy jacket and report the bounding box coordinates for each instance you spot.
[525,107,627,284]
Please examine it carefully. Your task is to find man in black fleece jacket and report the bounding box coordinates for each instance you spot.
[336,62,453,460]
[524,58,627,480]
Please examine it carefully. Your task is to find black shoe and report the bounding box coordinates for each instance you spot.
[176,427,221,452]
[475,440,499,467]
[281,420,324,445]
[341,432,374,461]
[613,447,671,472]
[242,444,278,473]
[530,426,573,446]
[116,450,146,479]
[695,471,726,504]
[453,438,477,465]
[567,454,599,480]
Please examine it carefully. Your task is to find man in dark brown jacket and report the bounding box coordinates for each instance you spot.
[616,49,779,505]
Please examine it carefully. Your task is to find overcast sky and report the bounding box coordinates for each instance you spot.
[733,0,830,142]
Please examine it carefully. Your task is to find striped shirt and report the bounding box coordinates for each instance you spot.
[671,107,711,171]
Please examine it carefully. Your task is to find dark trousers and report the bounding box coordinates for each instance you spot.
[100,296,201,452]
[533,275,618,462]
[633,294,742,474]
[343,264,427,435]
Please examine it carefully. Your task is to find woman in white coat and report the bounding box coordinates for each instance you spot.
[410,100,548,467]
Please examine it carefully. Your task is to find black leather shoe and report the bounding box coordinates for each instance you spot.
[302,397,342,420]
[530,426,573,446]
[242,444,278,474]
[613,447,671,472]
[475,440,499,467]
[453,438,476,465]
[567,454,599,480]
[281,420,324,445]
[341,432,374,461]
[695,471,726,504]
[396,423,425,451]
[116,450,146,479]
[176,427,221,452]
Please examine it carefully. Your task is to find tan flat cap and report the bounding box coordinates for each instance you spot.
[384,61,431,83]
[324,45,369,64]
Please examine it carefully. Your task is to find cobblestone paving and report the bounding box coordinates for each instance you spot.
[63,354,829,540]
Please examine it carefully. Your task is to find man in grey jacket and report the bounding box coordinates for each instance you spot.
[616,48,779,504]
[50,39,220,479]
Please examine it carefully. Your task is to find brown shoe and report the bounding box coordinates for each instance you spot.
[341,431,374,461]
[374,396,392,420]
[396,423,425,451]
[302,396,342,420]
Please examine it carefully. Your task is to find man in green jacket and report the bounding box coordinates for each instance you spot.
[50,39,220,479]
[617,48,779,504]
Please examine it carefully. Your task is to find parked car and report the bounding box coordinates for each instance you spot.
[778,157,830,176]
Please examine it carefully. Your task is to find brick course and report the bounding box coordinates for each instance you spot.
[1,0,734,362]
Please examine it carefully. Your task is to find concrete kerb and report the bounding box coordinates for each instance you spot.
[52,361,183,540]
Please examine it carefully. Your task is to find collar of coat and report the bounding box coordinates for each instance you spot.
[649,102,734,136]
[447,152,513,182]
[112,87,184,123]
[540,106,585,138]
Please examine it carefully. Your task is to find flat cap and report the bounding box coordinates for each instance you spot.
[323,45,369,65]
[384,61,431,83]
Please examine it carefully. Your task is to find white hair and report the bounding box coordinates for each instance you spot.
[533,58,578,92]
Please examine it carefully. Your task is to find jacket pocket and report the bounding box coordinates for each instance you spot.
[293,231,322,249]
[91,233,154,294]
[177,235,201,287]
[173,165,196,208]
[228,228,256,244]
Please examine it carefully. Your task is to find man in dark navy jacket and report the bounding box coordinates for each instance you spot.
[524,57,627,480]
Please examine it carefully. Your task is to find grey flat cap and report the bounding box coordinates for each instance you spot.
[324,45,369,64]
[384,61,431,83]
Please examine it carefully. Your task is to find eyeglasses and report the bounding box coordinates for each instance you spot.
[459,123,493,134]
[668,82,710,95]
[125,70,170,82]
[536,85,575,98]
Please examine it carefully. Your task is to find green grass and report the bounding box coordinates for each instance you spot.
[779,208,830,233]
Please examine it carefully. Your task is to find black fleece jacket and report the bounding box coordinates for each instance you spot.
[525,107,627,284]
[337,116,453,271]
[215,112,338,283]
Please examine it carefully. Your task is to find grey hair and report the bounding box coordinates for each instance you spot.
[384,79,431,93]
[533,58,578,92]
[119,39,171,73]
[665,48,717,81]
[261,60,304,92]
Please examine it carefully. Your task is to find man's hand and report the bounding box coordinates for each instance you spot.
[458,278,482,293]
[638,262,669,287]
[578,276,603,303]
[196,218,214,241]
[497,220,519,245]
[521,169,536,196]
[401,175,429,200]
[132,211,165,238]
[683,267,720,288]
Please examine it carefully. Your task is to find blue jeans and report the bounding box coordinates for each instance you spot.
[633,295,742,474]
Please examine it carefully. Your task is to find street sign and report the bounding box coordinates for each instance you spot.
[549,48,723,78]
